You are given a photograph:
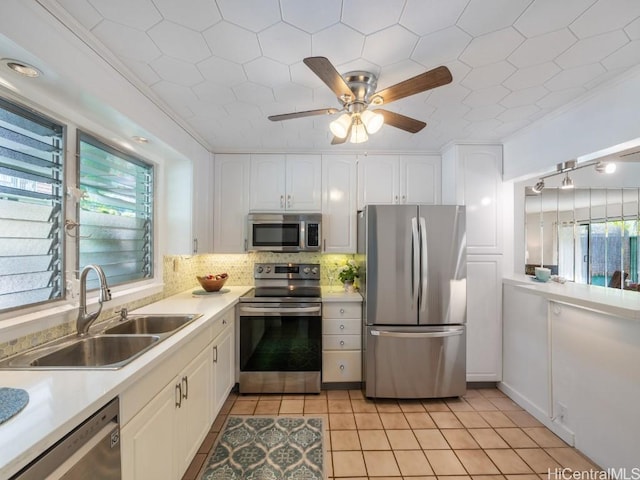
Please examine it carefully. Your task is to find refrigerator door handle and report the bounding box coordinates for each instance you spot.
[411,216,420,308]
[419,216,428,312]
[371,328,464,338]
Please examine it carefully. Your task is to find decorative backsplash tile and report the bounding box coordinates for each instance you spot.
[0,252,354,359]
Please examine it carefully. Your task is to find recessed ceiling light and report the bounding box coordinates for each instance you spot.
[2,59,41,78]
[131,136,149,144]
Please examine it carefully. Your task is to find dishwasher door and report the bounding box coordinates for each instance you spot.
[365,325,466,399]
[12,397,121,480]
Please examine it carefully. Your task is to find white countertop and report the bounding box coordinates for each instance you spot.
[0,285,363,477]
[504,274,640,320]
[0,286,251,479]
[321,287,363,302]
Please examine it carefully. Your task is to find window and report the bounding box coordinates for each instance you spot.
[77,132,153,289]
[0,98,65,311]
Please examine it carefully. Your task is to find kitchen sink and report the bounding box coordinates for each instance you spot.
[0,313,203,370]
[29,335,159,368]
[102,314,200,335]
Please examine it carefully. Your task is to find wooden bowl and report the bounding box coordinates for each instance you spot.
[196,274,228,292]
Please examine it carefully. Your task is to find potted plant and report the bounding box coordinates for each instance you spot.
[337,259,359,292]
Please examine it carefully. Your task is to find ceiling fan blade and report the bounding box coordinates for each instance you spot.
[304,57,354,101]
[268,107,338,121]
[373,66,452,105]
[377,109,426,133]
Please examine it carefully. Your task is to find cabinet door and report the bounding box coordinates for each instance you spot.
[178,348,213,475]
[212,322,234,414]
[214,154,250,252]
[466,254,502,382]
[400,155,441,204]
[121,382,177,480]
[357,155,400,209]
[192,155,214,253]
[322,155,357,253]
[286,155,321,211]
[250,154,286,211]
[457,145,503,254]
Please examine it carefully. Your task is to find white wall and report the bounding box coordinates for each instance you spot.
[503,66,640,181]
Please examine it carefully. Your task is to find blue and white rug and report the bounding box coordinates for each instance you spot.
[200,416,325,480]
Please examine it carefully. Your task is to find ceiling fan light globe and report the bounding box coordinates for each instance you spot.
[361,110,384,134]
[350,121,368,144]
[329,113,351,138]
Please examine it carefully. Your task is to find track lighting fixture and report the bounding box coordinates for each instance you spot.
[528,157,618,194]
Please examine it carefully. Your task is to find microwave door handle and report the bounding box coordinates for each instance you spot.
[411,217,419,308]
[419,216,428,313]
[300,221,305,249]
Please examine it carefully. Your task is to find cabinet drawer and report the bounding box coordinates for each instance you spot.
[323,318,361,335]
[323,303,361,319]
[323,351,362,382]
[323,334,361,351]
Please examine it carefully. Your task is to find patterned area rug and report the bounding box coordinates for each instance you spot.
[199,416,325,480]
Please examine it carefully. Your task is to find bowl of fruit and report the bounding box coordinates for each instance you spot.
[196,273,229,292]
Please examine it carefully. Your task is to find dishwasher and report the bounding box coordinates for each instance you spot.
[11,397,121,480]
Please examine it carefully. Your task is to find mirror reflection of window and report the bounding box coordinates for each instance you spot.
[525,187,640,291]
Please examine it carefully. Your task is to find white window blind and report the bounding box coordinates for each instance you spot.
[0,98,65,311]
[78,133,153,289]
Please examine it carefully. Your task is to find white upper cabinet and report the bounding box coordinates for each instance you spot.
[357,155,441,209]
[191,155,214,254]
[442,144,503,255]
[249,154,321,211]
[322,155,357,253]
[213,154,250,253]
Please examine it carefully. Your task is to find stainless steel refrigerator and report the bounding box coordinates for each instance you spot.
[358,204,467,399]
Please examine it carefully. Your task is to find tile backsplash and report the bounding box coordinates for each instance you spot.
[0,252,353,359]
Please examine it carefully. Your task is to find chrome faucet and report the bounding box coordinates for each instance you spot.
[76,264,112,336]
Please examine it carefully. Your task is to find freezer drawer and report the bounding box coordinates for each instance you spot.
[365,325,466,399]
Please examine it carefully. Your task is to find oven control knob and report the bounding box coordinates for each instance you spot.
[303,267,310,274]
[256,266,263,273]
[265,266,271,273]
[311,267,318,275]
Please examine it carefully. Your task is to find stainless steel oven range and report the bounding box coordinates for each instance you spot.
[238,263,321,394]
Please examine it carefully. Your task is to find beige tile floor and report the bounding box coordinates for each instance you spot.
[183,387,600,480]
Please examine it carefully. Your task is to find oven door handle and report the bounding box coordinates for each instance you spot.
[239,306,321,314]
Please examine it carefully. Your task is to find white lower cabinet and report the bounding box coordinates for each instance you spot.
[212,317,234,414]
[122,347,212,480]
[466,254,502,382]
[322,301,362,383]
[121,311,236,480]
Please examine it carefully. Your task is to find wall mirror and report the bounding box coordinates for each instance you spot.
[525,187,639,290]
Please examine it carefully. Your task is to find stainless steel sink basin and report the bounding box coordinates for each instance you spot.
[103,314,200,335]
[3,335,160,369]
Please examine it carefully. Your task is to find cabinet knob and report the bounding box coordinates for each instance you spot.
[339,308,345,314]
[340,340,345,346]
[340,324,345,330]
[402,195,406,203]
[394,195,398,203]
[339,364,345,370]
[287,194,292,208]
[280,195,284,208]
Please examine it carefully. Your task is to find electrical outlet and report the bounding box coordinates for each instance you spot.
[557,402,568,423]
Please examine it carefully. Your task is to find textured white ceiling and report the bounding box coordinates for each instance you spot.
[51,0,640,153]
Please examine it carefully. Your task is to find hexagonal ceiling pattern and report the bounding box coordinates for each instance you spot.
[55,0,640,152]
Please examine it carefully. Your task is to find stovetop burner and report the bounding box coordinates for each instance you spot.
[239,263,322,303]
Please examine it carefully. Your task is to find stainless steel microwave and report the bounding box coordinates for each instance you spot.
[247,213,322,252]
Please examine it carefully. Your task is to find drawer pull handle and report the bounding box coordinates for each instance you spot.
[339,364,345,370]
[182,376,188,400]
[340,340,345,346]
[339,308,345,314]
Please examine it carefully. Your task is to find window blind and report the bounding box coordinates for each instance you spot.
[78,133,153,289]
[0,98,64,311]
